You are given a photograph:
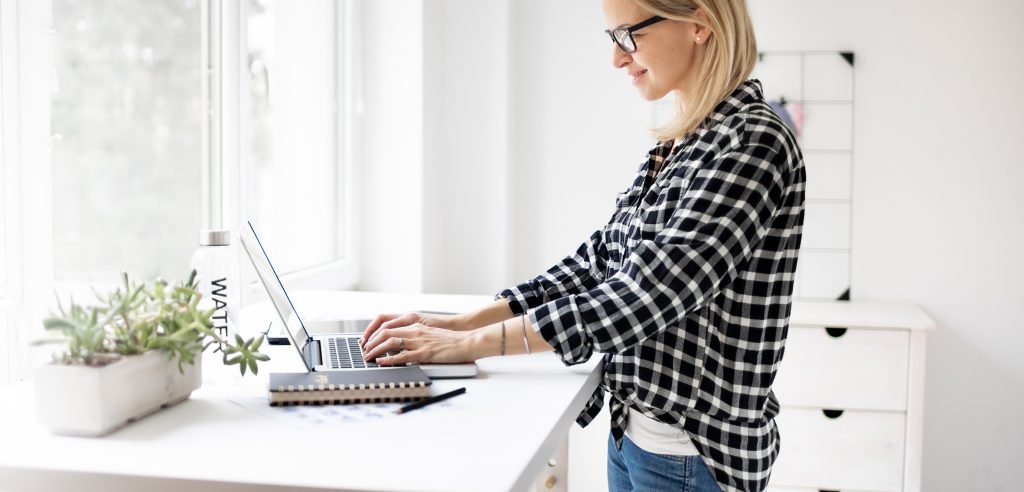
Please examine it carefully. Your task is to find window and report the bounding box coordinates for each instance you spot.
[245,0,350,272]
[50,0,204,287]
[48,0,357,294]
[244,0,352,276]
[212,0,358,298]
[1,0,359,385]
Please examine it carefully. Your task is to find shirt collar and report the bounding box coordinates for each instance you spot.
[700,78,764,130]
[660,79,765,149]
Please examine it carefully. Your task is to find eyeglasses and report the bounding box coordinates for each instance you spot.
[605,16,666,54]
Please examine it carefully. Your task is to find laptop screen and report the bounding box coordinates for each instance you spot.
[239,221,315,372]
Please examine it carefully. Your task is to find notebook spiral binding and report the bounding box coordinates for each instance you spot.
[269,381,431,407]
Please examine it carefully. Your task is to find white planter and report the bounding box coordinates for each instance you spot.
[33,350,202,437]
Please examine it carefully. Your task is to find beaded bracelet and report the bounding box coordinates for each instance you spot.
[500,320,506,356]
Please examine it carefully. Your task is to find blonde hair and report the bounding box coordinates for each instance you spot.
[631,0,757,141]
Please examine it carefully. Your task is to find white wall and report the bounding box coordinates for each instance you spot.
[422,0,511,296]
[359,0,512,296]
[361,0,1024,490]
[413,0,655,296]
[506,0,654,285]
[357,0,425,293]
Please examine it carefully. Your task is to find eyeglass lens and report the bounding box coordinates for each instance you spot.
[614,30,636,53]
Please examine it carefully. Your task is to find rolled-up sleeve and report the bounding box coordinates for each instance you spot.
[495,228,607,315]
[531,143,790,365]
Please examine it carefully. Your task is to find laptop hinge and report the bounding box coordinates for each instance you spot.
[303,338,323,368]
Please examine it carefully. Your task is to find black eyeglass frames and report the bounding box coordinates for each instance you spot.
[605,15,666,54]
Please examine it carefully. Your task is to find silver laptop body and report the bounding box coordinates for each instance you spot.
[239,221,478,379]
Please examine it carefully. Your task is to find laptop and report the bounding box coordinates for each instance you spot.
[239,221,478,379]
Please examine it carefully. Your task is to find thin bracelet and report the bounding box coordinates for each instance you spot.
[500,320,506,356]
[521,314,531,355]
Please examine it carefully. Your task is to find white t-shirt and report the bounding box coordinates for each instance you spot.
[624,407,700,456]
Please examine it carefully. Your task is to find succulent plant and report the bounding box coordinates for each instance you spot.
[40,270,269,375]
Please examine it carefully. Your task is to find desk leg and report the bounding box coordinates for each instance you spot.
[533,436,568,492]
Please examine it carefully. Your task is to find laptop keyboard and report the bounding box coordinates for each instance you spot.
[327,337,379,369]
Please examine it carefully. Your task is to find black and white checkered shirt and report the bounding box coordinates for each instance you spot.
[496,79,805,492]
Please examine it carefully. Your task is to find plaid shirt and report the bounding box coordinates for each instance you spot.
[496,79,805,492]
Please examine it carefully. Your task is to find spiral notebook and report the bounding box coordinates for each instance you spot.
[268,367,433,406]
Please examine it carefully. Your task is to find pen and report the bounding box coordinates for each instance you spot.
[396,387,466,414]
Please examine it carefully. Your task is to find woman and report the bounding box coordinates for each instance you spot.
[360,0,804,490]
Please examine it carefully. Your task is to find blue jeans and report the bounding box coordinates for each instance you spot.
[607,433,721,492]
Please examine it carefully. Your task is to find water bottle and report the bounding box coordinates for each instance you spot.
[190,230,239,377]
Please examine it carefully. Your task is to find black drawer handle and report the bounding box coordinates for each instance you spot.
[820,489,840,492]
[825,326,848,338]
[822,409,844,419]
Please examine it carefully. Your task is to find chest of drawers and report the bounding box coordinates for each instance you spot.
[767,300,934,492]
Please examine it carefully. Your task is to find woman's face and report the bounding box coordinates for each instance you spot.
[602,0,709,101]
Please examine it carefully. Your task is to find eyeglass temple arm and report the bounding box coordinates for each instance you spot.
[628,15,665,33]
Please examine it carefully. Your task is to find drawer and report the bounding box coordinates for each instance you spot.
[771,408,906,492]
[773,326,909,411]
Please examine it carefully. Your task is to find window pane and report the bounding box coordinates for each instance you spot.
[245,0,342,274]
[51,0,203,284]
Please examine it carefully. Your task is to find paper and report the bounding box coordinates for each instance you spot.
[228,396,460,428]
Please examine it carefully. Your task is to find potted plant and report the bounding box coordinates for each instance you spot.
[32,270,269,437]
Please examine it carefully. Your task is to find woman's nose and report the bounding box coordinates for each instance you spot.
[612,45,631,69]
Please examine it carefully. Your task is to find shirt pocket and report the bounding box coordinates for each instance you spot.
[604,187,643,269]
[655,159,700,193]
[639,166,700,235]
[614,187,643,210]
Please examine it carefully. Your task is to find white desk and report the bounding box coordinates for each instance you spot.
[0,291,603,492]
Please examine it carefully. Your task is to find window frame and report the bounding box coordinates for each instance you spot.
[0,0,12,385]
[1,0,55,386]
[207,0,361,304]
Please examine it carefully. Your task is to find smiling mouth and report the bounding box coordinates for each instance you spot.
[631,70,647,82]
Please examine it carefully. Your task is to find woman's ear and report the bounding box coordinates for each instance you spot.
[692,7,712,43]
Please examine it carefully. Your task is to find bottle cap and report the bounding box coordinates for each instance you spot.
[199,230,231,246]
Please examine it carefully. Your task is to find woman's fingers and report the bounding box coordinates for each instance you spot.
[360,313,399,347]
[376,348,420,367]
[362,333,409,362]
[362,312,419,347]
[362,325,419,360]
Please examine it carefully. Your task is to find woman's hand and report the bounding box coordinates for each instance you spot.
[358,300,519,365]
[359,311,470,350]
[360,323,478,366]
